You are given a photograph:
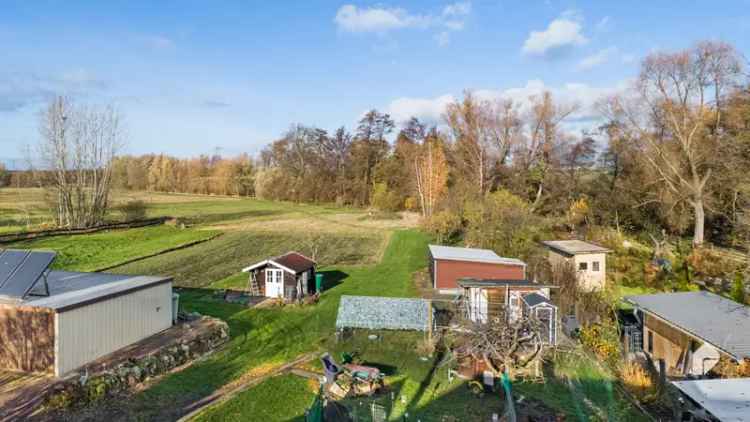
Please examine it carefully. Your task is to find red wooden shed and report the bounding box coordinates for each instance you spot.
[427,245,526,293]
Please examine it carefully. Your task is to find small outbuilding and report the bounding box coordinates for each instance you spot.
[242,252,316,300]
[625,291,750,377]
[428,245,526,294]
[458,278,557,345]
[542,240,610,291]
[672,378,750,421]
[0,249,173,377]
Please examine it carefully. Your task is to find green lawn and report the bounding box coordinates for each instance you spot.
[116,231,386,287]
[196,374,316,422]
[9,225,219,272]
[68,229,430,421]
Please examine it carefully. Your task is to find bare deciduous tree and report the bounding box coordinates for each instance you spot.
[605,41,744,246]
[517,92,579,211]
[453,300,544,377]
[38,96,125,228]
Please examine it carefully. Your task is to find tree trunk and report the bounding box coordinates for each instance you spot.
[692,198,705,246]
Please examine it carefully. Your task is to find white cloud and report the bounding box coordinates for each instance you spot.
[442,2,471,17]
[0,69,107,112]
[522,15,588,57]
[577,47,617,70]
[386,94,456,123]
[385,79,633,126]
[334,5,430,33]
[334,3,471,46]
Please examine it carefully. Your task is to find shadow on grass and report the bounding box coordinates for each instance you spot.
[175,287,252,326]
[318,270,348,291]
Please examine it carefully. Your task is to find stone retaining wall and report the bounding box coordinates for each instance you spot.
[44,316,229,411]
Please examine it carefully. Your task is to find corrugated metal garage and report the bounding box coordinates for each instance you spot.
[0,256,173,377]
[51,279,172,376]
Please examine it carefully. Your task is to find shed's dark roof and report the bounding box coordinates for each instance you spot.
[522,292,553,307]
[457,278,552,288]
[273,252,315,273]
[626,291,750,360]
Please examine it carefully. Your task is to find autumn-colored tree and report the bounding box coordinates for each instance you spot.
[445,92,494,196]
[414,129,448,218]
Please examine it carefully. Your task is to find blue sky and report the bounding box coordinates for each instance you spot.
[1,1,749,161]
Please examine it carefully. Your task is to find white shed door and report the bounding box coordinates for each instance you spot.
[266,269,284,298]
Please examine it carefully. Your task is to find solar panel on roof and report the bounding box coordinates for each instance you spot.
[0,251,56,299]
[0,250,31,289]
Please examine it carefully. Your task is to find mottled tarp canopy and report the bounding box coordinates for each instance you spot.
[335,295,432,331]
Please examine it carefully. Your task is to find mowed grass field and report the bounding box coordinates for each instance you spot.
[1,188,408,287]
[1,188,646,421]
[10,225,220,272]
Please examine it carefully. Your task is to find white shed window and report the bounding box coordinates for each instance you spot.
[592,261,600,271]
[578,262,588,271]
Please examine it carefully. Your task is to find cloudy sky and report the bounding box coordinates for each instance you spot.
[2,1,750,160]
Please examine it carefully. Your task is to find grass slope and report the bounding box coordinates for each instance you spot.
[196,374,315,422]
[80,230,429,421]
[9,226,218,272]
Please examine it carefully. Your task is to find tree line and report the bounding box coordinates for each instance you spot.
[13,40,750,251]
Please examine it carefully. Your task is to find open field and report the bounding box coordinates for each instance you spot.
[2,188,412,285]
[0,188,385,234]
[2,188,648,420]
[9,225,220,272]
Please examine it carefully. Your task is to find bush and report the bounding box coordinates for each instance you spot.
[464,190,548,260]
[567,197,591,228]
[686,248,741,278]
[425,210,462,244]
[731,273,747,304]
[620,361,658,403]
[118,199,147,221]
[370,182,401,212]
[579,323,621,368]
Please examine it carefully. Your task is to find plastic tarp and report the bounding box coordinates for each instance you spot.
[335,295,432,331]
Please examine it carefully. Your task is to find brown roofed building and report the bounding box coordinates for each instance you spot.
[242,252,316,300]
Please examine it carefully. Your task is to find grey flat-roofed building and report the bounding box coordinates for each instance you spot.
[542,240,610,291]
[626,291,750,361]
[428,245,525,266]
[672,378,750,421]
[541,240,611,256]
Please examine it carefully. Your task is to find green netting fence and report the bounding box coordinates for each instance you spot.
[305,387,324,422]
